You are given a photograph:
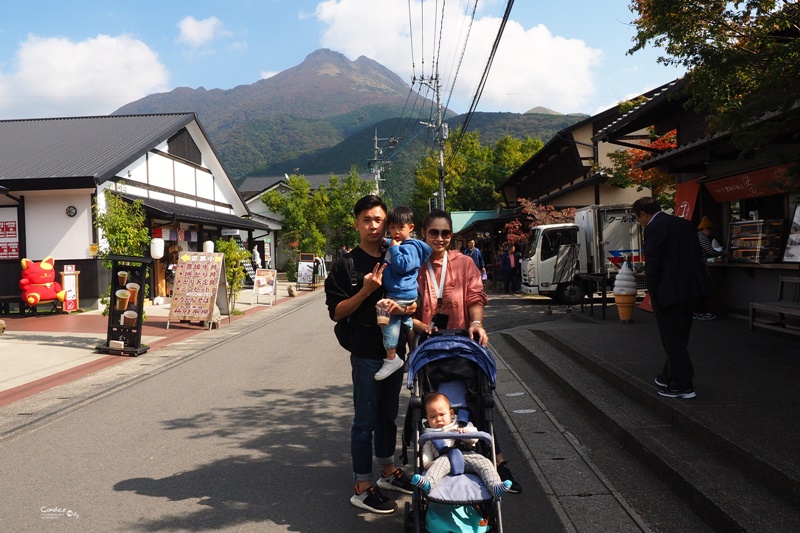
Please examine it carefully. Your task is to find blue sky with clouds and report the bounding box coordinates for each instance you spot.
[0,0,684,121]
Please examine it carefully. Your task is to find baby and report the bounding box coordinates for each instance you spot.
[411,392,512,498]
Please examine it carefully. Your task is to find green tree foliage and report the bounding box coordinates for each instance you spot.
[629,1,800,154]
[215,237,251,310]
[411,128,543,217]
[92,187,151,314]
[262,170,373,280]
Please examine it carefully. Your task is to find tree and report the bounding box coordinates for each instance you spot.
[629,1,800,155]
[215,237,251,311]
[93,187,151,314]
[603,127,678,208]
[503,199,576,248]
[262,169,373,280]
[411,128,543,218]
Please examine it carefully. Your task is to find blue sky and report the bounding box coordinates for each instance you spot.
[0,0,684,121]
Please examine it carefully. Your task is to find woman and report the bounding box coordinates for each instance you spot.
[413,210,489,345]
[412,209,521,493]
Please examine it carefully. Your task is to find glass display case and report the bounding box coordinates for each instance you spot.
[727,219,784,263]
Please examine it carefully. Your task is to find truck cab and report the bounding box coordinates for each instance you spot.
[519,204,642,305]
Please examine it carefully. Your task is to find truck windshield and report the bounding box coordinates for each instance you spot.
[526,229,540,258]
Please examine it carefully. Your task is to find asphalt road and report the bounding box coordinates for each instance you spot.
[0,292,563,532]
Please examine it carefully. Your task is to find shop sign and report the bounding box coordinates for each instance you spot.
[705,165,793,203]
[0,207,19,259]
[674,181,700,220]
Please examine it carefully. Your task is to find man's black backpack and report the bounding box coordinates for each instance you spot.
[334,256,359,351]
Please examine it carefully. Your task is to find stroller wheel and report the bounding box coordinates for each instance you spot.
[404,501,413,532]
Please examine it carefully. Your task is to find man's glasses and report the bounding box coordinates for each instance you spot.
[426,229,452,239]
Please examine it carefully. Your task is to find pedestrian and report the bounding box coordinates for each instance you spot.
[336,244,348,261]
[324,194,416,514]
[410,392,512,498]
[375,206,432,381]
[694,216,725,320]
[501,245,519,294]
[464,238,487,282]
[633,197,711,399]
[412,209,522,493]
[252,245,262,269]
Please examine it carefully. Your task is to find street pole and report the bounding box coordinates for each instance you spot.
[418,74,447,211]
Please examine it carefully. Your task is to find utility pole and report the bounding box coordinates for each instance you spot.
[418,74,447,210]
[367,128,398,197]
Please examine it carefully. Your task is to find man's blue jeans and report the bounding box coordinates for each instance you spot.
[350,354,404,481]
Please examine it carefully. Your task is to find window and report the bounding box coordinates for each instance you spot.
[541,228,578,261]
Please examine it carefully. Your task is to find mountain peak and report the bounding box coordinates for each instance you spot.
[525,106,562,115]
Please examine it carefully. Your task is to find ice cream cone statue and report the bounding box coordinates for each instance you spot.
[613,262,637,322]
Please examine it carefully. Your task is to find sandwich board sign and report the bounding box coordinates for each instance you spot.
[252,268,278,306]
[168,252,228,329]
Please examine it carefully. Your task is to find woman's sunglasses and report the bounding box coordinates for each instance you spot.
[426,228,452,239]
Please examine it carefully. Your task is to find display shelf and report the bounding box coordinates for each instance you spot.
[727,219,783,264]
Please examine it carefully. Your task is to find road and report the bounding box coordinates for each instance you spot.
[0,291,563,532]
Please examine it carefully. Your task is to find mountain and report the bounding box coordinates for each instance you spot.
[114,49,588,202]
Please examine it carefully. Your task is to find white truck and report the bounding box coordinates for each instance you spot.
[519,204,643,304]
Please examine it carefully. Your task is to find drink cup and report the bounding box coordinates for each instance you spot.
[376,301,390,327]
[117,270,129,286]
[126,282,140,304]
[122,310,138,327]
[115,289,131,310]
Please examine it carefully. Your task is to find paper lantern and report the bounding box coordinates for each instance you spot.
[203,240,215,253]
[150,238,165,260]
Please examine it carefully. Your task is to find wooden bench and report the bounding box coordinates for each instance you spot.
[750,276,800,336]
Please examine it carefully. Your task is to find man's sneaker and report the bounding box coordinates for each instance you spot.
[496,461,522,494]
[350,485,397,514]
[374,357,404,381]
[654,374,669,388]
[697,313,716,320]
[657,385,697,399]
[376,468,414,494]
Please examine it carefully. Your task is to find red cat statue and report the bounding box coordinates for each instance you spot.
[20,257,66,306]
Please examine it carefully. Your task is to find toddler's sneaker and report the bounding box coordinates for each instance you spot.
[374,357,404,381]
[411,474,431,493]
[376,468,414,494]
[350,485,396,514]
[492,480,513,498]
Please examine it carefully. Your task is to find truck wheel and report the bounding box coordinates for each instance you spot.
[557,282,584,305]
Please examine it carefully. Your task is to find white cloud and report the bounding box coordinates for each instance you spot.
[0,34,169,119]
[177,16,228,48]
[261,71,279,80]
[314,0,603,114]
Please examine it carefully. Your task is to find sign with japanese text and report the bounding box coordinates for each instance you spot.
[0,206,20,259]
[168,252,225,323]
[705,165,793,203]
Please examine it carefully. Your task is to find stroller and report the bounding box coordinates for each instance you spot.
[402,330,504,533]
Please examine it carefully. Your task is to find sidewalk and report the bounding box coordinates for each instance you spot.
[0,282,305,408]
[497,298,800,530]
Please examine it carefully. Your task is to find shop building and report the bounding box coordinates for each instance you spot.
[0,113,272,311]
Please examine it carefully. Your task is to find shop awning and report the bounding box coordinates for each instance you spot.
[119,193,272,232]
[703,165,794,203]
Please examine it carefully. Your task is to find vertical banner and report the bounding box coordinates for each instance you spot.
[673,180,700,220]
[61,265,79,311]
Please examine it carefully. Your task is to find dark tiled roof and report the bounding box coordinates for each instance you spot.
[592,79,685,142]
[119,193,271,232]
[0,114,196,182]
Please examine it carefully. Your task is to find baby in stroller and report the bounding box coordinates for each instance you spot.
[412,392,512,498]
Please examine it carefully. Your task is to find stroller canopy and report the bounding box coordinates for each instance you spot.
[407,336,496,389]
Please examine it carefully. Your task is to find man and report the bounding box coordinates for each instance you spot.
[324,195,415,514]
[501,245,519,294]
[633,197,711,399]
[464,238,486,281]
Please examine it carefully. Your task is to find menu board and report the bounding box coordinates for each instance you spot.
[783,203,800,263]
[97,256,151,356]
[0,207,19,260]
[252,268,277,306]
[168,252,225,324]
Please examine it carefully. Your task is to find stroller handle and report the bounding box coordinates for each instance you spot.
[418,430,493,447]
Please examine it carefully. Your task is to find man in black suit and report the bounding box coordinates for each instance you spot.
[633,197,711,399]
